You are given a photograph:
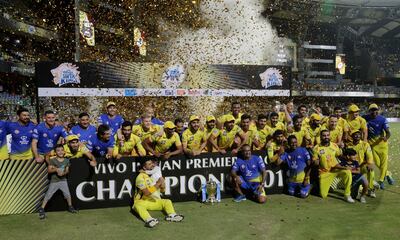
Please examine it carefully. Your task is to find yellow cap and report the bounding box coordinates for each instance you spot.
[189,115,200,122]
[368,103,379,111]
[310,113,321,121]
[107,101,116,108]
[164,121,176,129]
[350,129,361,135]
[66,135,79,143]
[206,115,216,122]
[348,104,360,112]
[225,115,235,123]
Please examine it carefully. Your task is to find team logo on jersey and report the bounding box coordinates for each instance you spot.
[160,140,166,145]
[241,165,245,169]
[51,63,81,86]
[14,130,19,134]
[319,149,325,154]
[43,133,48,137]
[260,67,284,89]
[96,146,100,150]
[189,136,194,141]
[20,136,29,145]
[161,64,185,89]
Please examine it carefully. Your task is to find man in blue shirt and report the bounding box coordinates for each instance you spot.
[32,110,68,163]
[87,124,114,159]
[6,108,36,160]
[363,103,393,188]
[134,105,164,126]
[70,112,96,143]
[97,101,124,136]
[273,135,312,198]
[231,144,267,203]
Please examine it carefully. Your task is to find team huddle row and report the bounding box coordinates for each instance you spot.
[0,100,393,226]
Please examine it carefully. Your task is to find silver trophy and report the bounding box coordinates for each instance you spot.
[206,180,217,204]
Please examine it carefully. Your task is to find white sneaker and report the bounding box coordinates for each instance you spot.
[145,218,159,228]
[368,190,376,198]
[345,195,355,203]
[373,181,380,190]
[356,191,362,200]
[165,214,184,222]
[360,196,367,204]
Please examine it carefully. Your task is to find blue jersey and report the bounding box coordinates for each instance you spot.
[232,155,266,182]
[70,124,96,143]
[0,120,6,148]
[134,117,164,126]
[6,121,36,155]
[280,147,310,182]
[87,135,115,157]
[32,123,68,154]
[98,114,124,135]
[363,115,389,140]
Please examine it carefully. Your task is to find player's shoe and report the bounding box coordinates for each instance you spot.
[386,176,395,185]
[373,181,380,190]
[233,195,246,202]
[68,206,78,213]
[344,195,355,203]
[145,218,159,228]
[360,196,367,204]
[378,181,385,190]
[38,207,46,220]
[165,214,184,222]
[367,189,376,198]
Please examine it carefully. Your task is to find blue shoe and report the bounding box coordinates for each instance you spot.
[233,195,246,202]
[386,176,395,185]
[378,181,385,190]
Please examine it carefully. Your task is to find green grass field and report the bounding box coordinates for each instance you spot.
[1,124,399,240]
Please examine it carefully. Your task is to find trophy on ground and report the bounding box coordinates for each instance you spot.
[201,180,221,204]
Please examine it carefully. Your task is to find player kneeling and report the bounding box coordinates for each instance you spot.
[272,135,312,198]
[133,159,184,228]
[231,145,267,203]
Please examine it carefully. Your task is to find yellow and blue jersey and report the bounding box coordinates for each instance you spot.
[0,120,8,160]
[97,114,124,136]
[70,124,96,143]
[87,135,115,157]
[280,147,310,183]
[232,155,266,182]
[6,121,36,160]
[363,114,389,146]
[32,122,68,155]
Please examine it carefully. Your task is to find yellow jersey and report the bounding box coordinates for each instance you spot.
[205,127,220,152]
[256,125,273,150]
[313,143,341,172]
[132,124,162,142]
[326,125,343,144]
[346,116,367,134]
[218,125,243,149]
[267,141,283,162]
[113,133,146,157]
[49,144,89,159]
[304,125,322,146]
[346,140,373,164]
[289,128,311,147]
[182,128,207,151]
[135,172,159,201]
[268,121,286,135]
[242,129,259,148]
[337,117,350,133]
[151,132,182,154]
